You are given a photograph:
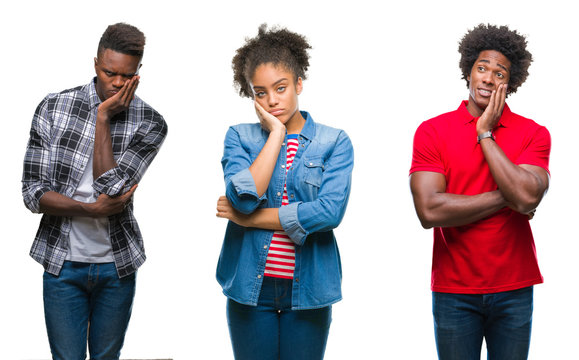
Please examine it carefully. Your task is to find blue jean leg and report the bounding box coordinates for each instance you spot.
[227,277,332,360]
[433,287,533,360]
[43,261,136,360]
[484,287,533,360]
[433,292,485,360]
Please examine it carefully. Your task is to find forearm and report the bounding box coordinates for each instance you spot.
[93,113,118,179]
[39,191,95,217]
[248,129,285,196]
[414,190,507,228]
[246,208,283,230]
[480,138,547,213]
[410,171,508,229]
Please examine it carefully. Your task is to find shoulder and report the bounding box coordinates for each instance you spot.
[228,122,265,139]
[39,84,88,106]
[130,96,168,132]
[505,109,550,140]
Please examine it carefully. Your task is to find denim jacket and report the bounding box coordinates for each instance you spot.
[217,111,354,310]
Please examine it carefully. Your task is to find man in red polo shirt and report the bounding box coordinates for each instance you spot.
[410,24,550,360]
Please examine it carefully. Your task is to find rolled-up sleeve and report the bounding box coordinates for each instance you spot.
[222,126,266,214]
[22,96,54,213]
[93,112,168,196]
[280,131,354,245]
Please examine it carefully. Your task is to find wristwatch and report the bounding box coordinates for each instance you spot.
[477,130,494,143]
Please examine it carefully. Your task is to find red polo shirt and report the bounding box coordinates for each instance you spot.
[410,101,551,294]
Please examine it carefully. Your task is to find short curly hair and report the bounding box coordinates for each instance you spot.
[458,24,532,95]
[232,24,311,98]
[97,23,146,58]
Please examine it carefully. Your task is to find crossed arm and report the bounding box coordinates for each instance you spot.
[411,85,549,229]
[216,102,285,230]
[36,77,142,218]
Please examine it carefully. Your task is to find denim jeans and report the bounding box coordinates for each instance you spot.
[432,286,533,360]
[43,261,136,360]
[226,276,332,360]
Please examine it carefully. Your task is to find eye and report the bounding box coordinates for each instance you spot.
[255,91,266,98]
[104,70,114,77]
[277,86,286,93]
[477,66,485,72]
[497,72,504,79]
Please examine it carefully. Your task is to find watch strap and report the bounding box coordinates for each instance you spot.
[477,130,494,143]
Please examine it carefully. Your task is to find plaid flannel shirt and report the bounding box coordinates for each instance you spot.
[22,78,168,277]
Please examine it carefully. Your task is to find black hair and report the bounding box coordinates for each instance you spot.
[458,24,532,94]
[97,23,146,58]
[232,24,311,98]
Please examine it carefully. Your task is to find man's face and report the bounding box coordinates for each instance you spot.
[94,49,142,102]
[467,50,511,117]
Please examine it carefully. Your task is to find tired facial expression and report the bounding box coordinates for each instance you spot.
[94,49,142,101]
[251,63,303,130]
[467,50,511,117]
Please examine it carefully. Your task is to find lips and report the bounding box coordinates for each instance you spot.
[269,109,284,116]
[478,88,493,97]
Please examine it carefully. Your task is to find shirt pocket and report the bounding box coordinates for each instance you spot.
[303,157,325,188]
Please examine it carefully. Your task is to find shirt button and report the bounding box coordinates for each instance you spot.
[257,275,262,279]
[290,194,294,198]
[309,162,313,166]
[281,165,285,168]
[277,192,281,196]
[295,278,299,282]
[282,142,285,146]
[263,245,268,249]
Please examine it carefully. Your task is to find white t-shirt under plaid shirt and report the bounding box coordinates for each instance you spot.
[264,134,299,279]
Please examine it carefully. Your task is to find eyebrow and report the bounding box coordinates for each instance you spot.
[100,66,138,77]
[478,59,509,73]
[253,78,289,89]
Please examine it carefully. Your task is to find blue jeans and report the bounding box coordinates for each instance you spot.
[226,276,332,360]
[43,261,136,360]
[432,286,533,360]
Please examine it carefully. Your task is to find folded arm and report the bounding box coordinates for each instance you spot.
[410,171,508,229]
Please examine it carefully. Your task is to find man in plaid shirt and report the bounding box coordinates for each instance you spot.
[22,23,167,359]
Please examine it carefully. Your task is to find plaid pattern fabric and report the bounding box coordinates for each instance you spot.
[22,78,167,277]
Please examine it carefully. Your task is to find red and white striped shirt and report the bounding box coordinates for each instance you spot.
[264,134,299,279]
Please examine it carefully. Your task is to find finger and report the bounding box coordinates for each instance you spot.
[121,77,139,106]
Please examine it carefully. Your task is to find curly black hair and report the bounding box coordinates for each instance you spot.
[97,23,146,58]
[232,24,311,98]
[458,24,532,95]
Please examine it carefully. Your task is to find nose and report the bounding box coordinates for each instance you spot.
[481,71,494,85]
[112,75,125,89]
[267,93,279,107]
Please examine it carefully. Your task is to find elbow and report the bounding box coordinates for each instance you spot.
[509,188,545,215]
[418,214,435,229]
[415,208,437,229]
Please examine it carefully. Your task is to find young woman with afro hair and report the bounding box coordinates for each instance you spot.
[216,24,354,360]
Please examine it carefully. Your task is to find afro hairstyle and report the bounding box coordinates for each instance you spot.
[232,24,311,98]
[458,24,532,95]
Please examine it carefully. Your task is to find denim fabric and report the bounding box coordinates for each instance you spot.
[227,276,332,360]
[43,261,136,360]
[217,111,354,310]
[433,286,533,360]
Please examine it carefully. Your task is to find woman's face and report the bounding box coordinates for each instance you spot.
[250,62,303,128]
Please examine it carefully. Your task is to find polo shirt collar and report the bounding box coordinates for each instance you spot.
[459,100,512,128]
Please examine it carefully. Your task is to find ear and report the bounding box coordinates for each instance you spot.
[94,57,98,69]
[296,77,303,95]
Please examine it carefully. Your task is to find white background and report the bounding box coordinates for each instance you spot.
[1,0,577,358]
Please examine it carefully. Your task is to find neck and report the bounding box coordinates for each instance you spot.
[466,96,484,117]
[285,110,306,134]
